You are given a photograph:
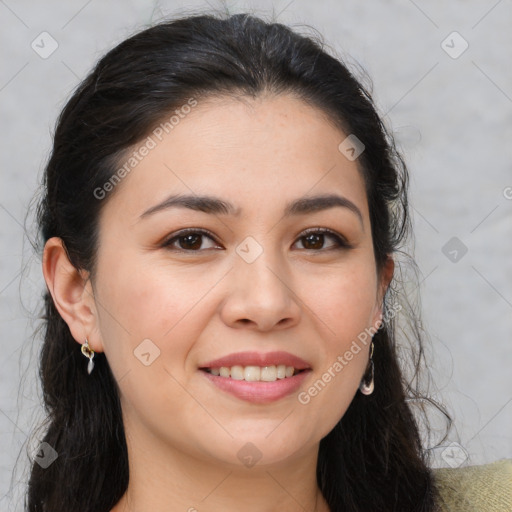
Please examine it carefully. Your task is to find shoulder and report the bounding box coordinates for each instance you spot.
[432,458,512,512]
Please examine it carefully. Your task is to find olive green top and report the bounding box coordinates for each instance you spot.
[433,459,512,512]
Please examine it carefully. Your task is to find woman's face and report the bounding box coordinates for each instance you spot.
[89,93,392,468]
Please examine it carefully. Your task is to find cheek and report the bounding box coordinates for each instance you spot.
[94,250,224,382]
[93,255,209,419]
[306,256,379,345]
[96,254,205,338]
[296,257,378,425]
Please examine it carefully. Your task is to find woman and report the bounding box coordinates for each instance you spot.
[28,11,453,512]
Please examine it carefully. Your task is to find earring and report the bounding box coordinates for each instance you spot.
[359,340,374,395]
[81,338,95,374]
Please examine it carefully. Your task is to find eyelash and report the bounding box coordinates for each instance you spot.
[161,227,351,253]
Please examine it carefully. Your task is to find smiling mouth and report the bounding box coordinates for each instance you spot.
[200,365,306,382]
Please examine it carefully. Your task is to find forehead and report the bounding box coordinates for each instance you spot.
[99,93,369,224]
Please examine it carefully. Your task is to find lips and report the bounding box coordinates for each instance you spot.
[199,350,311,370]
[198,351,312,403]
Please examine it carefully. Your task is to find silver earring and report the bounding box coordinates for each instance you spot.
[81,339,95,374]
[359,340,374,395]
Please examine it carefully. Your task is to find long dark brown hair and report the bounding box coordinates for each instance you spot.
[25,11,451,511]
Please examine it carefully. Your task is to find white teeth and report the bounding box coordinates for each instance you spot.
[260,366,277,381]
[230,365,244,380]
[244,366,261,381]
[206,365,299,381]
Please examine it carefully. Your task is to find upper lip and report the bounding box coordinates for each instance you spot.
[199,351,311,370]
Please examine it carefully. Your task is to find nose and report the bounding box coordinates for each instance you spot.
[219,243,301,332]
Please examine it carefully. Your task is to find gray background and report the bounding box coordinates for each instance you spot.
[1,0,511,509]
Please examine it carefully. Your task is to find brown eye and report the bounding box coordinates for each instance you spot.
[177,233,203,250]
[162,229,220,252]
[301,232,324,250]
[294,229,349,251]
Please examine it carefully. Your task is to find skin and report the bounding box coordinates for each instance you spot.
[43,92,394,512]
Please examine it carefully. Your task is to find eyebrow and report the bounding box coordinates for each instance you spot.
[139,192,364,226]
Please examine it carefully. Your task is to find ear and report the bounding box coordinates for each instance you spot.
[42,237,103,353]
[372,254,395,328]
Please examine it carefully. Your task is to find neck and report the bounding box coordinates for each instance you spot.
[111,423,330,512]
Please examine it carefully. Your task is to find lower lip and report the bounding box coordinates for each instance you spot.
[200,369,311,404]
